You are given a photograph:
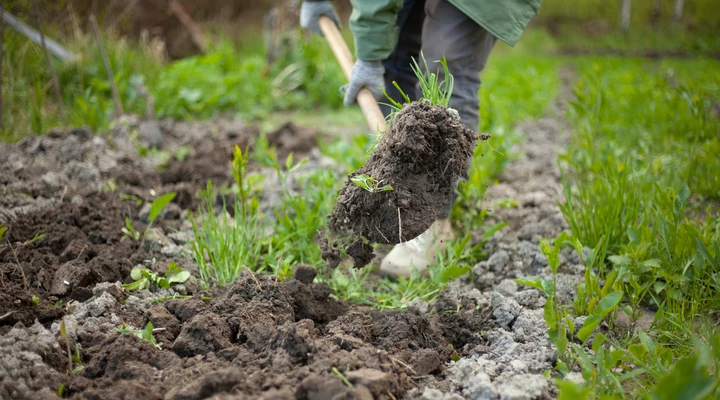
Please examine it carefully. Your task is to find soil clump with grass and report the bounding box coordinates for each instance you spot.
[324,101,487,268]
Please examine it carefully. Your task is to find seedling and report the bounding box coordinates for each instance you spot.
[122,262,190,291]
[32,295,40,306]
[0,224,6,243]
[350,174,394,193]
[115,321,161,349]
[120,192,177,242]
[122,216,141,240]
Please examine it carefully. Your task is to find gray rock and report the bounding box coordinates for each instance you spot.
[492,293,521,328]
[143,227,174,252]
[497,374,549,400]
[486,250,510,272]
[496,279,518,296]
[517,221,552,242]
[161,244,185,257]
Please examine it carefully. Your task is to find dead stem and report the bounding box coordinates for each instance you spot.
[0,311,14,320]
[375,226,390,244]
[397,207,403,243]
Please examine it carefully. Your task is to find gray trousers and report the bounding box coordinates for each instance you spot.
[380,0,497,133]
[380,0,497,218]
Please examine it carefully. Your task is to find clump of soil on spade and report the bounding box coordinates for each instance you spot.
[323,101,487,268]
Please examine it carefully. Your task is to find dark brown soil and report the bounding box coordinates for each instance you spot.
[0,193,145,335]
[324,101,485,268]
[0,118,497,400]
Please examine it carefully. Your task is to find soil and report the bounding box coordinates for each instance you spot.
[1,67,582,400]
[324,102,486,268]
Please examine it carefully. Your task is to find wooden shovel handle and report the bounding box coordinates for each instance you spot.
[318,16,386,134]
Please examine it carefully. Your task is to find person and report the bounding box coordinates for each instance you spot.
[300,0,541,277]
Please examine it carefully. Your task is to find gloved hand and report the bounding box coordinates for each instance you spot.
[341,60,385,106]
[300,1,342,37]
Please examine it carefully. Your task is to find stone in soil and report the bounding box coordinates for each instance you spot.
[324,101,485,268]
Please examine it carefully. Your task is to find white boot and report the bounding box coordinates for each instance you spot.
[379,219,455,278]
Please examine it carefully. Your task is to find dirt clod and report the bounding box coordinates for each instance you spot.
[324,101,484,267]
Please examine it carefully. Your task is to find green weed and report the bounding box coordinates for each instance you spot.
[350,174,394,193]
[189,146,266,287]
[122,262,191,291]
[115,321,161,349]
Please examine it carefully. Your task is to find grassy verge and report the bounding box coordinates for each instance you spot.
[522,55,720,398]
[1,27,345,141]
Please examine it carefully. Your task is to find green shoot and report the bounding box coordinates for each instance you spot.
[350,174,394,193]
[122,262,191,291]
[122,217,141,241]
[115,321,161,349]
[332,367,353,387]
[0,225,6,243]
[380,52,454,128]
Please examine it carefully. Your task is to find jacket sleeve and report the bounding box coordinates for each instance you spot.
[348,0,402,61]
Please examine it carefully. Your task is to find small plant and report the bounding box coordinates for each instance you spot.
[122,217,142,240]
[350,174,394,193]
[115,321,161,349]
[189,146,267,286]
[122,262,191,291]
[0,224,7,243]
[121,192,176,242]
[32,295,40,306]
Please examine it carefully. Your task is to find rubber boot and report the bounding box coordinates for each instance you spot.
[379,218,455,278]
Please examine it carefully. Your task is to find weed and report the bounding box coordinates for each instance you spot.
[189,146,266,287]
[122,262,191,291]
[0,225,6,243]
[350,174,394,193]
[332,367,353,387]
[115,321,161,349]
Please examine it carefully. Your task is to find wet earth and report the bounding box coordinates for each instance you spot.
[1,81,586,400]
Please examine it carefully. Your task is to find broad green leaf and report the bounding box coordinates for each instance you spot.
[592,332,606,352]
[122,279,148,291]
[600,269,618,297]
[577,315,602,342]
[653,281,667,294]
[627,227,639,244]
[594,291,623,318]
[642,259,662,269]
[543,297,558,330]
[608,255,631,266]
[515,277,553,296]
[168,270,191,284]
[638,331,656,356]
[556,379,590,400]
[649,354,715,400]
[148,192,177,223]
[130,267,144,281]
[158,278,170,289]
[142,321,154,342]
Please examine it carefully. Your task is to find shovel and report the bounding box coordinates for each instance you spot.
[318,16,386,134]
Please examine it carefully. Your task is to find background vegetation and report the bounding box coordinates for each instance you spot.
[2,0,719,398]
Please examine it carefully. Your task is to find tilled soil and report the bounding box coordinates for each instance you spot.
[2,73,581,400]
[324,102,485,268]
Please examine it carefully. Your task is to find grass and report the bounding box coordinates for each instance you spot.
[1,26,345,141]
[537,54,720,398]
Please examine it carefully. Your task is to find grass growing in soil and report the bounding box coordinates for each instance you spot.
[527,56,720,398]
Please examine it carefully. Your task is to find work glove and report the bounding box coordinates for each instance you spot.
[341,60,385,106]
[300,1,342,37]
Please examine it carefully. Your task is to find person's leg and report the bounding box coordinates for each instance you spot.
[421,0,496,218]
[421,0,496,133]
[380,0,427,118]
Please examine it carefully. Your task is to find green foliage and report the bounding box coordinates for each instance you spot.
[189,146,266,287]
[350,174,394,193]
[122,262,191,291]
[115,321,160,349]
[0,225,7,243]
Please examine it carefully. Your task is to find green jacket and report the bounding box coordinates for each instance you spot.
[309,0,541,60]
